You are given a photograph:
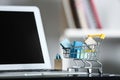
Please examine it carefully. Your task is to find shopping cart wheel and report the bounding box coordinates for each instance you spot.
[98,68,103,74]
[87,68,92,74]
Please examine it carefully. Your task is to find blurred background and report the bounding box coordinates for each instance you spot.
[0,0,120,74]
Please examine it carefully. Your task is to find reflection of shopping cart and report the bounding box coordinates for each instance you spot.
[60,34,105,74]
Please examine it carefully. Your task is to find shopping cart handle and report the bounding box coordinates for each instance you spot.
[88,33,105,39]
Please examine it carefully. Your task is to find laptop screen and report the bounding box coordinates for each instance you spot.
[0,6,51,70]
[0,11,44,64]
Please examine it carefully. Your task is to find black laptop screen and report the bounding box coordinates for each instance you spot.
[0,11,44,64]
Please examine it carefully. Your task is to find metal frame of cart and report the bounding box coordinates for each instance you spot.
[62,40,103,74]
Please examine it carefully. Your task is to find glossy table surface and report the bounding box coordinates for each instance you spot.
[0,71,119,79]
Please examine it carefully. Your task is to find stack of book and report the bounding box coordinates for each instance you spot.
[62,0,102,29]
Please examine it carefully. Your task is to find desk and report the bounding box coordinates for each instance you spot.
[1,77,119,80]
[0,72,119,80]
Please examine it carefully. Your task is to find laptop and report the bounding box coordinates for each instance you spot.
[0,6,88,78]
[0,5,52,71]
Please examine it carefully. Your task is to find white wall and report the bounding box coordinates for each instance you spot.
[94,0,120,29]
[92,0,120,74]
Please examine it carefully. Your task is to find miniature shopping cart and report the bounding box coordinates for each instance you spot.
[60,34,105,74]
